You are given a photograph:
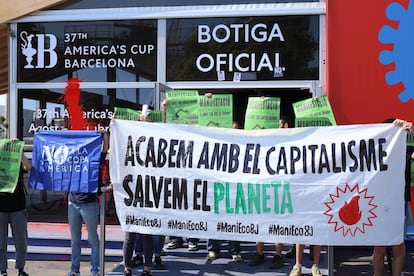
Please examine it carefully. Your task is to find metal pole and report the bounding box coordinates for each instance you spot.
[99,187,109,276]
[327,246,334,276]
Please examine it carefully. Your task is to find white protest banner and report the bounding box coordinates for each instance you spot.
[109,120,406,246]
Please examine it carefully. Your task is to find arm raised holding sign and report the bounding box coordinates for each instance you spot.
[0,139,31,276]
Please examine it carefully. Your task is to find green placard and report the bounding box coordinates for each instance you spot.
[293,95,337,126]
[295,117,333,127]
[244,97,281,130]
[166,90,199,125]
[148,110,165,123]
[114,107,141,121]
[198,94,233,128]
[0,139,24,193]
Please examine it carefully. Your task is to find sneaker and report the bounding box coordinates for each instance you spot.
[188,241,199,251]
[66,272,81,276]
[140,271,152,276]
[166,240,182,249]
[231,253,243,262]
[91,272,99,276]
[131,254,144,267]
[17,272,29,276]
[248,252,265,266]
[289,264,302,276]
[285,244,296,258]
[153,256,164,270]
[124,270,132,276]
[311,264,322,276]
[207,251,219,260]
[269,254,284,269]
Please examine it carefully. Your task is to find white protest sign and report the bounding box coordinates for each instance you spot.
[109,120,405,246]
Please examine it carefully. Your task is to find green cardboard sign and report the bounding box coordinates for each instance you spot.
[244,97,280,130]
[0,139,24,193]
[198,94,233,128]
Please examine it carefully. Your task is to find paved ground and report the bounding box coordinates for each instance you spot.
[14,245,414,276]
[6,222,414,276]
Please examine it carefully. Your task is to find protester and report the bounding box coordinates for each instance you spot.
[122,113,157,276]
[372,118,413,276]
[249,116,292,269]
[206,121,244,262]
[0,140,31,276]
[160,99,200,252]
[66,130,108,276]
[131,234,165,270]
[123,232,154,276]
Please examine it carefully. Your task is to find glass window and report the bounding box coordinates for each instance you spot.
[18,87,155,142]
[17,20,157,82]
[167,16,319,81]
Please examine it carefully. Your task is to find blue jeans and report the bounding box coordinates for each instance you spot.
[68,201,99,273]
[0,210,27,272]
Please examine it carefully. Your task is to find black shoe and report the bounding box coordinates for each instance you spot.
[131,254,143,267]
[140,271,152,276]
[153,256,164,270]
[268,254,284,269]
[285,244,296,258]
[248,252,265,266]
[124,270,132,276]
[17,271,29,276]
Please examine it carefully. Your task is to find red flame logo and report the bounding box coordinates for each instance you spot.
[339,196,362,225]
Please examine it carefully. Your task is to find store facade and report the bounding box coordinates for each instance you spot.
[6,0,325,221]
[8,0,325,141]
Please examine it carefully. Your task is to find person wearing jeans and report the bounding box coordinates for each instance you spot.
[67,130,108,276]
[67,196,100,276]
[123,232,154,276]
[132,234,165,269]
[0,148,31,276]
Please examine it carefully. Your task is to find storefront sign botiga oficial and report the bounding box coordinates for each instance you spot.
[166,16,319,81]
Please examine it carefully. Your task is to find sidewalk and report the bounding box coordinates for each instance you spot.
[16,244,414,275]
[7,222,414,275]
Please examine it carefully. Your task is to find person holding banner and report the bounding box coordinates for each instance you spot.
[207,121,243,262]
[66,130,109,276]
[249,116,293,269]
[122,114,156,276]
[0,139,31,276]
[160,98,200,252]
[372,118,414,276]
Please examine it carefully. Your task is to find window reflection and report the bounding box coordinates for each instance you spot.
[19,87,155,142]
